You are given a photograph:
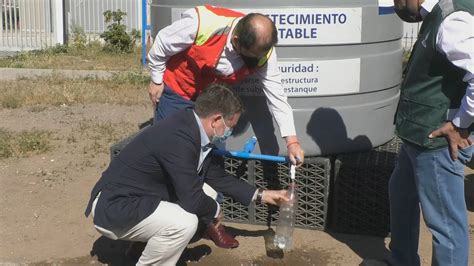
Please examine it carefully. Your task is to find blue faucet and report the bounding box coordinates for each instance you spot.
[213,136,288,163]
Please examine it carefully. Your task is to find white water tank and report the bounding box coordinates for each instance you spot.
[150,0,402,156]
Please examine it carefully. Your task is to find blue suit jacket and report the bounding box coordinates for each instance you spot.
[84,108,256,231]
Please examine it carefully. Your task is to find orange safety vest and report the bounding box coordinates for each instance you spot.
[163,5,272,101]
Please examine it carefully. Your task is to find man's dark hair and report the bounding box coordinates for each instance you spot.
[195,83,243,119]
[234,13,278,51]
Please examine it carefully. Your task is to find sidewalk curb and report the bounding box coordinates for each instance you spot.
[0,68,127,80]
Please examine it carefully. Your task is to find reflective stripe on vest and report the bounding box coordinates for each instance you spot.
[163,5,272,100]
[195,5,235,46]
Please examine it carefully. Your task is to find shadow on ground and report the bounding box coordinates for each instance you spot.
[328,231,391,263]
[89,236,213,266]
[31,224,399,265]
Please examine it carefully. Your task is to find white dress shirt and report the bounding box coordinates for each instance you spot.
[193,111,212,172]
[193,111,260,205]
[193,111,220,218]
[421,1,474,128]
[148,8,296,137]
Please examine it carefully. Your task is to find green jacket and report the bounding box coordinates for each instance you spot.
[395,0,474,149]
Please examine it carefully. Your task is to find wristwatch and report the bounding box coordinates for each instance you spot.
[256,189,264,204]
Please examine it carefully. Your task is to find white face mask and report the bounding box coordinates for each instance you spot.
[212,117,233,143]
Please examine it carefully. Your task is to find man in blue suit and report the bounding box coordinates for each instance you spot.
[85,83,289,265]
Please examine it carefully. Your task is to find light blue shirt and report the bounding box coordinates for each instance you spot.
[193,111,212,173]
[193,111,220,218]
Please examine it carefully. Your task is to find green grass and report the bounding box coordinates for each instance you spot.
[0,42,144,71]
[71,119,135,155]
[0,43,150,159]
[0,73,149,109]
[0,128,52,158]
[403,50,411,68]
[0,129,12,158]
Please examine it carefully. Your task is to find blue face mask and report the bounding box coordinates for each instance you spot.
[212,117,233,143]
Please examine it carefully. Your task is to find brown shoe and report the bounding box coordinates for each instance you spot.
[204,224,239,249]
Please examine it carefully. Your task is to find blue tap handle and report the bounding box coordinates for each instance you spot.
[242,136,258,153]
[212,149,288,163]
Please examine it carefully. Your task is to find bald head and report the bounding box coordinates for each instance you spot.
[233,13,278,53]
[394,0,424,22]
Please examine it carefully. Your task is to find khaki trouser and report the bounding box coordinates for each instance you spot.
[91,184,218,266]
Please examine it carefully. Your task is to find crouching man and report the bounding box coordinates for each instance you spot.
[84,83,289,265]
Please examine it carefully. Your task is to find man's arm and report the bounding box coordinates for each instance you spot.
[429,11,474,160]
[256,50,305,166]
[147,8,198,105]
[438,11,474,129]
[204,155,257,206]
[203,155,289,206]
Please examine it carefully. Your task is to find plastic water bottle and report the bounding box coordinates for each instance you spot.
[274,181,297,250]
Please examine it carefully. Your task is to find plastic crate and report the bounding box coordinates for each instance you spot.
[110,120,152,160]
[221,158,251,223]
[110,134,136,160]
[331,137,402,236]
[110,131,331,231]
[223,157,331,231]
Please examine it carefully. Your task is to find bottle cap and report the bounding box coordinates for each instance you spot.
[290,165,296,180]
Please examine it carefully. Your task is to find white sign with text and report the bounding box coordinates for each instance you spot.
[235,59,361,97]
[171,7,363,45]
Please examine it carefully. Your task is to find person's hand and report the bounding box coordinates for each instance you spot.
[261,190,289,206]
[285,136,304,167]
[429,121,472,160]
[148,82,164,107]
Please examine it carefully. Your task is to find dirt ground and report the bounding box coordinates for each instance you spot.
[0,103,473,265]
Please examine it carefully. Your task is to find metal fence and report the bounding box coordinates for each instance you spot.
[66,0,142,37]
[402,22,421,52]
[0,0,141,52]
[0,0,61,51]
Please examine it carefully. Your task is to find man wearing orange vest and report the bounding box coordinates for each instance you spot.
[146,5,305,249]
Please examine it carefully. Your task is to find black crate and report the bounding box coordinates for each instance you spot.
[331,137,402,236]
[222,158,251,223]
[110,133,136,160]
[110,120,152,160]
[223,157,331,231]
